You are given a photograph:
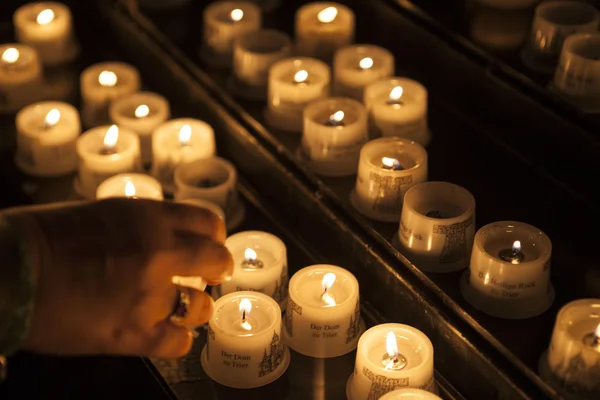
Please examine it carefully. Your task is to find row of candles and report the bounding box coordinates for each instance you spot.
[2,1,598,398]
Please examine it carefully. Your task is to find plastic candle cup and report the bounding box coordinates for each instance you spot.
[379,388,442,400]
[265,57,331,133]
[364,78,430,147]
[80,62,141,128]
[151,118,216,193]
[0,44,43,113]
[394,182,475,273]
[301,97,368,177]
[552,33,600,112]
[13,2,79,66]
[461,221,554,319]
[96,173,164,200]
[351,137,428,222]
[201,291,290,388]
[230,29,292,100]
[15,101,80,177]
[174,157,245,230]
[333,44,395,101]
[109,91,170,166]
[295,2,355,63]
[346,324,436,400]
[539,299,600,399]
[217,231,288,309]
[521,1,599,74]
[284,264,364,359]
[75,125,142,200]
[201,1,262,68]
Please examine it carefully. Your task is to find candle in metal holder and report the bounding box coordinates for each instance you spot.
[382,332,408,370]
[99,125,119,155]
[241,248,264,270]
[325,110,346,127]
[498,240,525,264]
[381,157,404,171]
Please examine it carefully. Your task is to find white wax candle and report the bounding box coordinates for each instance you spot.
[13,2,79,66]
[109,91,170,166]
[541,299,600,397]
[461,221,554,319]
[15,101,80,177]
[151,118,216,193]
[0,44,43,113]
[221,231,288,308]
[75,125,142,199]
[284,265,362,358]
[201,292,290,388]
[232,29,292,100]
[80,62,141,128]
[265,57,331,132]
[295,2,355,62]
[333,44,394,101]
[174,157,241,227]
[379,388,442,400]
[346,324,436,400]
[302,97,368,177]
[351,137,428,222]
[201,1,262,67]
[364,78,430,146]
[397,182,475,274]
[96,173,164,200]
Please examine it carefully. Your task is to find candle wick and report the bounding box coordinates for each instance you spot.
[242,310,246,321]
[593,335,600,348]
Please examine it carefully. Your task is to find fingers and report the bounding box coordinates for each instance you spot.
[144,323,194,359]
[170,288,214,328]
[163,234,234,283]
[162,201,227,244]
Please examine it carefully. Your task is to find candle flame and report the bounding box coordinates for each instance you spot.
[330,110,344,124]
[359,57,374,70]
[99,70,118,87]
[37,9,55,25]
[294,69,309,84]
[230,8,244,22]
[103,125,119,149]
[594,323,600,340]
[382,157,400,169]
[124,181,136,197]
[2,48,19,64]
[318,6,338,23]
[386,331,399,358]
[178,124,192,146]
[244,248,257,262]
[512,240,521,253]
[135,104,150,118]
[44,108,61,128]
[321,273,336,292]
[389,86,403,102]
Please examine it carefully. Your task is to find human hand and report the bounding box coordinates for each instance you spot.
[4,199,232,359]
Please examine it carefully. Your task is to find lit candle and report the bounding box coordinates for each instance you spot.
[231,29,292,100]
[96,173,164,200]
[346,324,436,400]
[364,77,430,147]
[379,388,442,400]
[174,157,244,230]
[0,44,43,113]
[201,292,290,388]
[396,182,475,274]
[13,2,79,66]
[295,2,355,62]
[265,57,331,132]
[200,2,262,67]
[301,97,368,177]
[151,118,216,193]
[284,265,363,358]
[109,91,171,166]
[217,231,288,308]
[15,101,80,176]
[351,137,428,222]
[333,44,394,101]
[80,62,141,128]
[75,124,142,199]
[461,221,554,319]
[540,299,600,398]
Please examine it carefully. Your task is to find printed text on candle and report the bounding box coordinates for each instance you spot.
[311,323,340,338]
[477,271,537,298]
[221,351,250,368]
